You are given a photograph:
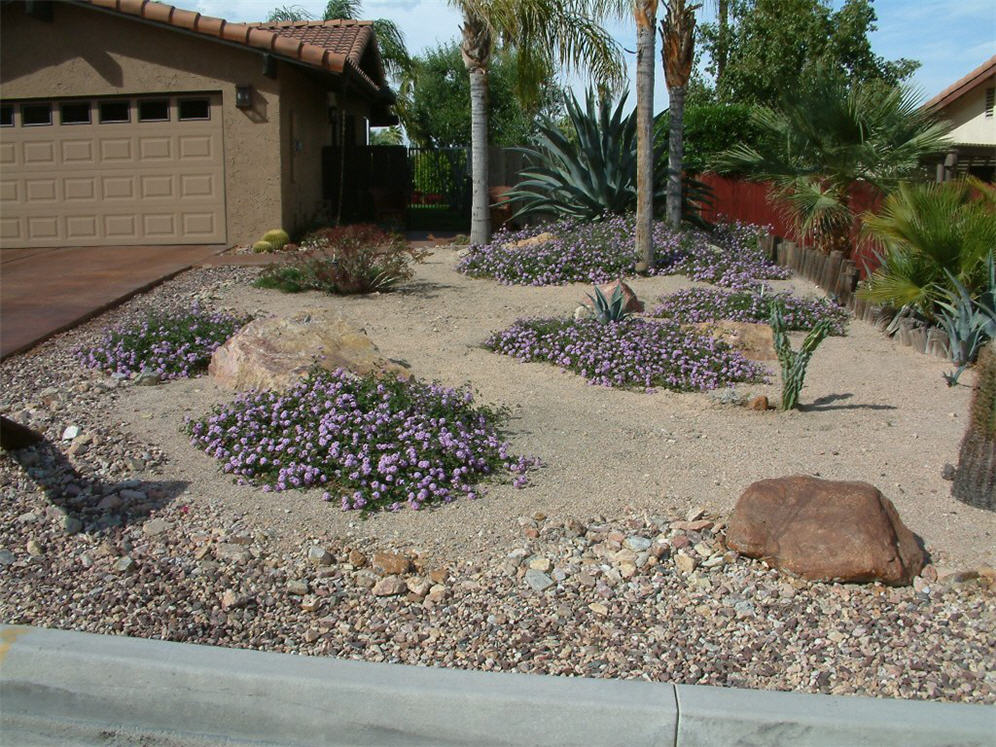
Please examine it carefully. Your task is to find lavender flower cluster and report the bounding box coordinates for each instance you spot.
[76,306,251,380]
[457,216,689,286]
[665,221,790,290]
[485,317,769,391]
[186,369,539,512]
[651,286,849,335]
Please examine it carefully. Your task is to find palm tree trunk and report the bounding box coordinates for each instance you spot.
[716,0,728,85]
[469,67,491,245]
[666,84,685,227]
[635,2,657,269]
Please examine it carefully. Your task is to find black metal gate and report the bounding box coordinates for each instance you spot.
[322,145,471,231]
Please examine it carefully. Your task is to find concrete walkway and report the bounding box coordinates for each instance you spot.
[0,244,225,360]
[1,625,992,746]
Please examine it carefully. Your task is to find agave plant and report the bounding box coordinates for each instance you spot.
[586,284,630,323]
[939,252,996,386]
[503,89,711,225]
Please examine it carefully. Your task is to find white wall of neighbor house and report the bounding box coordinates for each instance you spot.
[940,82,996,145]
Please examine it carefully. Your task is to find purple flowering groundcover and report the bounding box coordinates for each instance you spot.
[187,368,539,513]
[485,317,769,391]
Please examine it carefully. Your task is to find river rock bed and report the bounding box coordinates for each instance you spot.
[1,265,994,705]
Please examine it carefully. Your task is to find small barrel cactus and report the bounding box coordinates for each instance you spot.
[252,240,274,253]
[952,343,996,510]
[262,229,290,251]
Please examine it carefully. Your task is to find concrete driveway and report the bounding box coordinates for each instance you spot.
[0,244,225,360]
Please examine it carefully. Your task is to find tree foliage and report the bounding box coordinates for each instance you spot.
[399,42,564,148]
[697,0,919,107]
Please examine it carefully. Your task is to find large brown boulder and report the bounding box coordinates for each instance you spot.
[209,309,408,391]
[726,475,925,585]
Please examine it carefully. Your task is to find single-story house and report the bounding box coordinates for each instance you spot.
[0,0,397,249]
[924,55,996,183]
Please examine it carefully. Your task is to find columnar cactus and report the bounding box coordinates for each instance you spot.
[771,302,833,410]
[952,343,996,510]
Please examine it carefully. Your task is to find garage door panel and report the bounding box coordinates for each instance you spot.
[1,93,225,247]
[102,175,136,199]
[61,139,96,164]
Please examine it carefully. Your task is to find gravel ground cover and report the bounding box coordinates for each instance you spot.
[2,258,994,705]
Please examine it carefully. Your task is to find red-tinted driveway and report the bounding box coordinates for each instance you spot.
[1,244,226,360]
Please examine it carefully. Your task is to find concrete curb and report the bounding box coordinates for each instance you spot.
[1,625,992,746]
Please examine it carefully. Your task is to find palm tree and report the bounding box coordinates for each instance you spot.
[659,0,701,228]
[322,1,412,79]
[712,69,951,255]
[634,1,659,270]
[451,0,625,245]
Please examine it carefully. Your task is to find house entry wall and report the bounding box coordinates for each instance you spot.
[0,93,226,248]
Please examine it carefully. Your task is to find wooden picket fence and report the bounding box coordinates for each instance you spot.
[761,235,952,361]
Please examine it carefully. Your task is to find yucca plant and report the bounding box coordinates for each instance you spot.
[503,89,712,225]
[771,302,834,410]
[586,284,630,323]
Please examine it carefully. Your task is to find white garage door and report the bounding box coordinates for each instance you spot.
[0,93,226,248]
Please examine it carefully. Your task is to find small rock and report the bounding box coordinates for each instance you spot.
[941,464,956,481]
[588,602,609,616]
[372,575,407,596]
[693,542,713,558]
[686,506,706,522]
[428,567,449,584]
[307,546,333,566]
[287,580,309,596]
[61,425,80,441]
[214,544,250,564]
[61,515,83,535]
[97,494,122,511]
[114,556,135,574]
[303,629,321,643]
[675,552,697,574]
[670,519,714,532]
[134,370,162,386]
[348,549,368,567]
[26,539,43,556]
[623,536,652,552]
[747,395,770,411]
[143,518,170,536]
[78,553,93,568]
[221,589,242,609]
[426,584,449,604]
[300,595,321,612]
[406,578,431,597]
[528,556,552,572]
[524,569,554,592]
[372,551,412,575]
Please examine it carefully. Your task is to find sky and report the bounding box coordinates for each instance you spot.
[195,0,995,109]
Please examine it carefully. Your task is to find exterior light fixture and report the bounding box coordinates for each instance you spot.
[235,85,252,109]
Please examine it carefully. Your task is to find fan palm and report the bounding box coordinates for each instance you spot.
[860,179,996,317]
[712,68,951,255]
[322,0,412,80]
[451,0,625,245]
[660,0,702,227]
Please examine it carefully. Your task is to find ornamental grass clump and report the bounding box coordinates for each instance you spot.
[186,368,539,512]
[486,317,768,391]
[76,306,251,380]
[652,286,848,335]
[457,215,688,286]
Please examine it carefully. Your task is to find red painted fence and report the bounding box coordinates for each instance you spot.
[698,173,884,277]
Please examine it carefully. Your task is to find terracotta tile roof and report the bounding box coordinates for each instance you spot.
[75,0,387,94]
[925,55,996,112]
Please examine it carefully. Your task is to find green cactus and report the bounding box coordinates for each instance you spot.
[952,343,996,510]
[771,302,833,410]
[262,229,290,251]
[586,284,630,323]
[252,240,274,253]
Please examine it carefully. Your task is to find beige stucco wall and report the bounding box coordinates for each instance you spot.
[939,79,996,146]
[0,3,347,246]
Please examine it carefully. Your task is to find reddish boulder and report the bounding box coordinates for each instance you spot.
[582,280,644,314]
[726,475,925,585]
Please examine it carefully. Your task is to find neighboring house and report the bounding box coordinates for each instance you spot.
[0,0,397,249]
[924,55,996,183]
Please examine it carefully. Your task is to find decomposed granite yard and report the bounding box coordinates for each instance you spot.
[2,247,994,704]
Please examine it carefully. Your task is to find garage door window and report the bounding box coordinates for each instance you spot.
[21,103,51,126]
[179,98,210,121]
[99,101,130,123]
[138,99,170,122]
[0,105,12,127]
[60,102,91,125]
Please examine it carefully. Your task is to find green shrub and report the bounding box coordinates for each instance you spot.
[262,229,290,250]
[253,224,428,295]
